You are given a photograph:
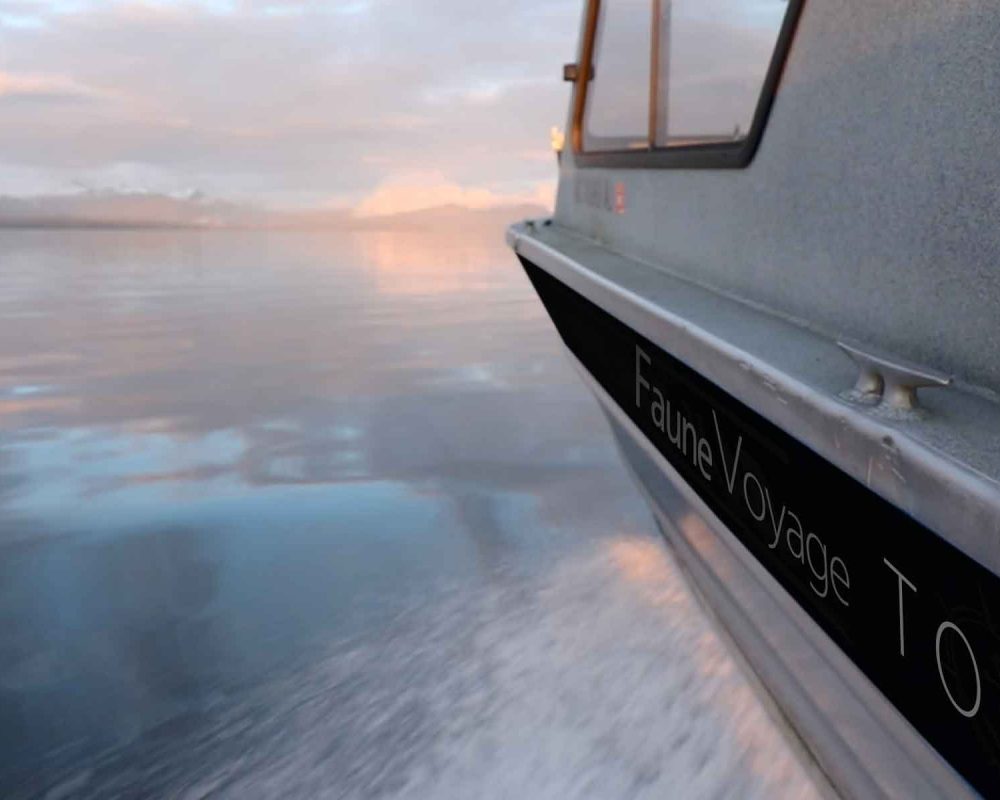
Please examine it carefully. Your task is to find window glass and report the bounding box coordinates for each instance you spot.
[583,0,651,150]
[657,0,787,145]
[583,0,791,153]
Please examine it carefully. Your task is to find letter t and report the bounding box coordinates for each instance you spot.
[884,558,917,657]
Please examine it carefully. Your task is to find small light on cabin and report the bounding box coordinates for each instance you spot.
[550,126,565,153]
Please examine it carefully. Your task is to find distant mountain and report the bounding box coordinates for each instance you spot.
[0,191,267,229]
[0,191,548,231]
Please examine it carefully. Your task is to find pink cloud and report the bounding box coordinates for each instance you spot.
[0,70,105,101]
[352,170,555,217]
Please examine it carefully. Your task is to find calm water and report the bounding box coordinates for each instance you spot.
[0,228,820,798]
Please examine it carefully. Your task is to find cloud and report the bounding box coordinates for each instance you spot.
[0,70,106,103]
[0,0,578,208]
[353,170,554,218]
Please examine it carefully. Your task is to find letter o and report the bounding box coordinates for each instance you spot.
[935,621,981,719]
[742,472,766,522]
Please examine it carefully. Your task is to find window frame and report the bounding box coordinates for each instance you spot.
[570,0,807,169]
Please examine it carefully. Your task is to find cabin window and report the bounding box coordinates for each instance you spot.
[581,0,798,162]
[584,0,651,150]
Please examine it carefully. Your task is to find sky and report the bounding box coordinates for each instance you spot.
[0,0,581,213]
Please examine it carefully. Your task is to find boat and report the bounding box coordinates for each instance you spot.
[507,1,1000,797]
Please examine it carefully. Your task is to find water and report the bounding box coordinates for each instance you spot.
[0,228,821,798]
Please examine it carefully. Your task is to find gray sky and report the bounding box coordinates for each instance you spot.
[0,1,580,211]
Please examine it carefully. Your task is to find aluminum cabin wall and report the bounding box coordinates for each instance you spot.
[556,0,1000,394]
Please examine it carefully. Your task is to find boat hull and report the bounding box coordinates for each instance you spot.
[513,237,987,799]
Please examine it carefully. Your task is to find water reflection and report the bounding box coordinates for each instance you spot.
[0,228,819,798]
[0,229,632,776]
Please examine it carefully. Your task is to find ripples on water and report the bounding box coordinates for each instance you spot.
[0,228,821,798]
